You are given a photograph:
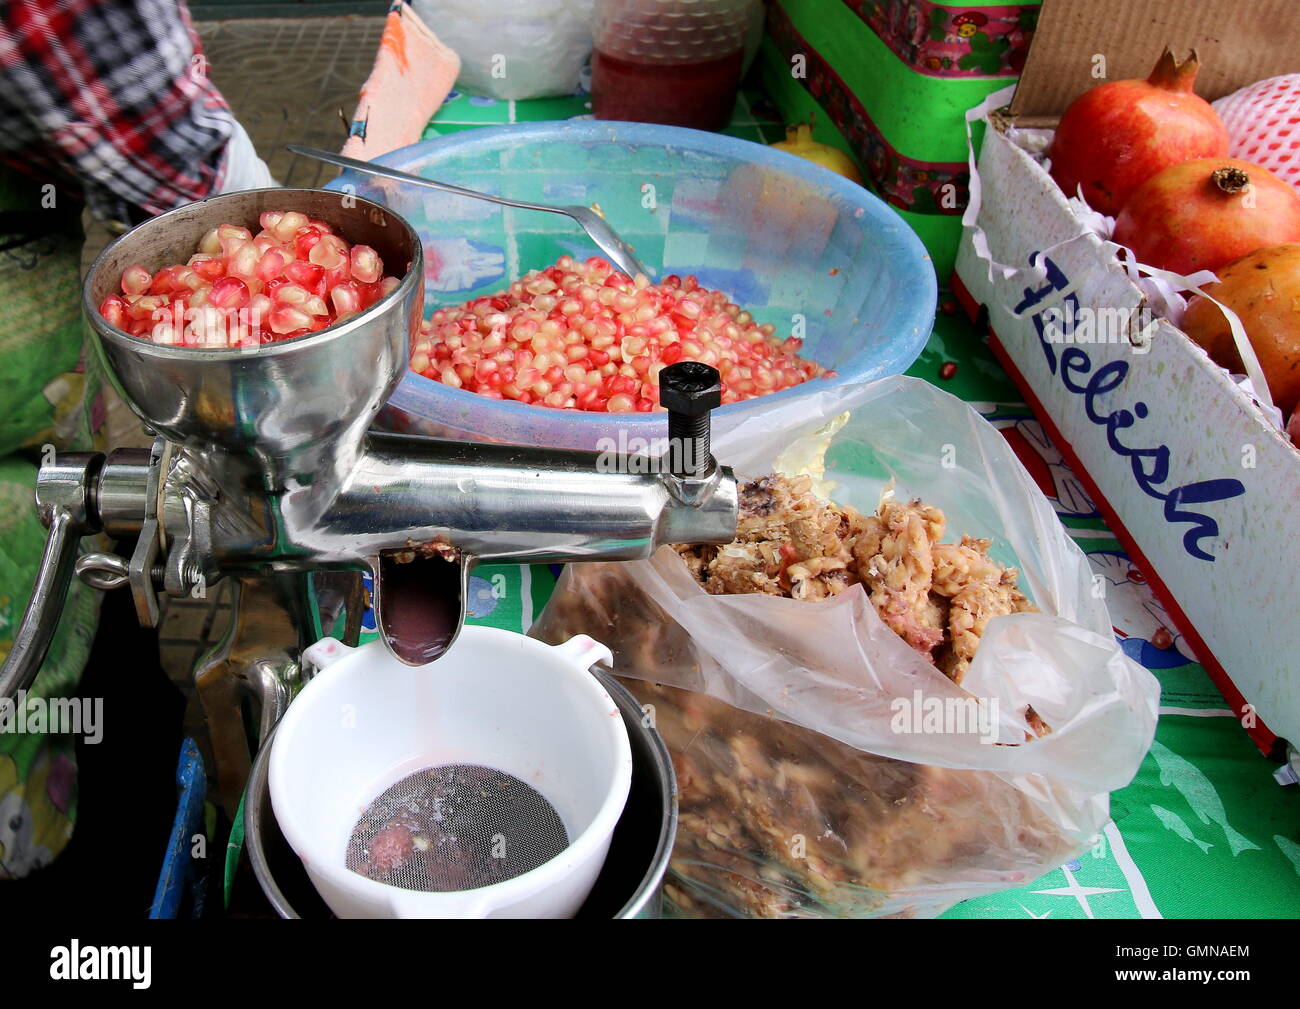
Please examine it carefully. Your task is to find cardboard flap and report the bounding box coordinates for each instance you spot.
[1011,0,1299,123]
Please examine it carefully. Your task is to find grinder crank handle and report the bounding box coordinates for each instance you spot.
[0,506,83,699]
[0,452,109,699]
[0,448,162,699]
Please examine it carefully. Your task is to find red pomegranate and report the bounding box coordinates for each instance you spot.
[1112,158,1300,276]
[1049,49,1228,216]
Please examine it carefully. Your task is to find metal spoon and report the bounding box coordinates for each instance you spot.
[287,144,649,279]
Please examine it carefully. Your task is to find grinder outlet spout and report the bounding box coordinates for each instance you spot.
[372,549,468,666]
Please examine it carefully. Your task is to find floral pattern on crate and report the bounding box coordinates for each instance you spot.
[843,0,1038,77]
[769,3,969,215]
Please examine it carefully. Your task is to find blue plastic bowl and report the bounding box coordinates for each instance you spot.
[325,122,936,450]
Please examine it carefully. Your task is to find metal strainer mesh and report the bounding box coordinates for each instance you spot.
[345,764,569,892]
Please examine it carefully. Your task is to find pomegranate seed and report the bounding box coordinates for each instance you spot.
[284,259,325,294]
[228,244,259,281]
[248,292,272,325]
[208,276,251,310]
[189,305,229,346]
[151,320,181,345]
[350,244,381,284]
[99,295,127,328]
[355,280,384,308]
[268,305,311,334]
[271,211,307,243]
[127,295,167,320]
[148,266,184,295]
[198,229,222,255]
[121,265,152,296]
[191,256,225,282]
[256,248,288,283]
[293,226,323,260]
[330,282,362,317]
[273,283,310,306]
[322,262,351,290]
[412,257,826,409]
[309,234,347,270]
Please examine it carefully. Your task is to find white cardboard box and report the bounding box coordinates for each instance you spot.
[954,124,1300,756]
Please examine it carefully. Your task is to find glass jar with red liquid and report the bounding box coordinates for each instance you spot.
[592,0,761,132]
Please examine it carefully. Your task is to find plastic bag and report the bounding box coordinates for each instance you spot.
[216,119,278,194]
[411,0,594,100]
[532,375,1160,918]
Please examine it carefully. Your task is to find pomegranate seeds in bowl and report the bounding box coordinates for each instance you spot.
[411,256,829,413]
[98,210,401,348]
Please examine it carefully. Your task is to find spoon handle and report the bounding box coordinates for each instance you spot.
[287,145,564,217]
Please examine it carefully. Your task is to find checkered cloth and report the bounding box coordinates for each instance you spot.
[0,0,238,225]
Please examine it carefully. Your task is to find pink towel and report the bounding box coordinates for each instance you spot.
[341,2,460,161]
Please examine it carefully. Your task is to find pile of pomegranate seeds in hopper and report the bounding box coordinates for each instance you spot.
[411,256,830,412]
[99,211,401,347]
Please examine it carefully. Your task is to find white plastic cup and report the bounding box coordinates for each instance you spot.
[269,627,632,918]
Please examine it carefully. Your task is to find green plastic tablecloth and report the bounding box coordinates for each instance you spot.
[417,90,1300,920]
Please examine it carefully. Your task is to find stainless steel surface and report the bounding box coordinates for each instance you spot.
[195,574,311,815]
[84,188,425,487]
[95,447,153,536]
[1,185,736,800]
[287,145,650,279]
[0,453,106,699]
[78,186,734,660]
[594,664,677,919]
[33,452,103,528]
[0,507,83,699]
[306,433,738,566]
[243,666,677,919]
[127,439,166,628]
[244,722,302,919]
[75,553,131,591]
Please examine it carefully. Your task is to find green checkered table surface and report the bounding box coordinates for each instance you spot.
[416,90,1300,920]
[422,85,786,145]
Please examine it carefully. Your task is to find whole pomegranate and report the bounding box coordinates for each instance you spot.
[1112,159,1300,275]
[1049,49,1228,216]
[1182,243,1300,416]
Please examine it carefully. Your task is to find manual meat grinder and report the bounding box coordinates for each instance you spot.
[0,188,738,813]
